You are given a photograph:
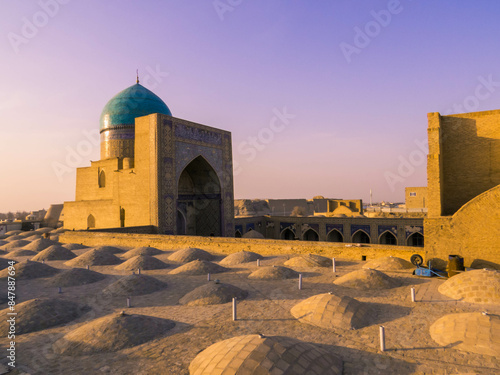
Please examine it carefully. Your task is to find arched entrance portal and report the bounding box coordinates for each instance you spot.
[87,214,95,229]
[379,231,397,245]
[327,229,344,243]
[352,230,370,244]
[177,156,221,237]
[281,228,295,240]
[303,229,319,241]
[407,232,424,247]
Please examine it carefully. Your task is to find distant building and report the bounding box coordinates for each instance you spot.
[0,220,22,235]
[234,215,423,246]
[326,199,363,217]
[405,187,427,210]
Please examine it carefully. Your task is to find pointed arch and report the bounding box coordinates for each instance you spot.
[120,208,125,228]
[327,229,344,243]
[235,230,242,238]
[87,214,95,229]
[281,228,295,240]
[407,232,424,247]
[303,228,319,241]
[177,155,221,236]
[379,230,397,245]
[98,170,106,188]
[177,154,221,190]
[352,229,371,244]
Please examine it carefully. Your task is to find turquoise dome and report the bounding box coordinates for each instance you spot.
[100,83,172,132]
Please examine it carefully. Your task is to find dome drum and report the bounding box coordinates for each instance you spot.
[100,127,135,159]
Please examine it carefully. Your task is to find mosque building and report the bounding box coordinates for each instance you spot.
[63,78,235,236]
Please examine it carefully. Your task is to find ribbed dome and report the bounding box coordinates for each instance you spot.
[100,83,172,132]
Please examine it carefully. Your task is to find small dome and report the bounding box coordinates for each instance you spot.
[438,269,500,304]
[219,251,263,265]
[284,253,333,268]
[100,83,172,132]
[362,256,414,271]
[333,269,400,290]
[242,230,265,239]
[430,312,500,356]
[189,334,343,374]
[291,293,374,330]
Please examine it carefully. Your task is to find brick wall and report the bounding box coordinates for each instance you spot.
[60,231,424,262]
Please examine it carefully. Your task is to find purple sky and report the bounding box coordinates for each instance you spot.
[1,0,500,212]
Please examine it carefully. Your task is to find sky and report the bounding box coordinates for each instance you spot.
[1,0,500,212]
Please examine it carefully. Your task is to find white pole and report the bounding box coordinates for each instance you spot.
[379,326,386,352]
[232,297,237,321]
[207,273,211,281]
[86,265,90,270]
[138,268,141,275]
[332,258,336,273]
[411,287,416,302]
[58,287,62,294]
[299,274,303,290]
[127,297,131,308]
[257,259,260,267]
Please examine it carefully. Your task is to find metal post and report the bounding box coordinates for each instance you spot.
[86,265,89,270]
[257,259,260,267]
[232,297,237,321]
[127,298,131,308]
[411,287,416,302]
[332,258,336,273]
[379,326,386,352]
[207,273,211,281]
[298,274,303,290]
[58,287,62,294]
[138,268,141,275]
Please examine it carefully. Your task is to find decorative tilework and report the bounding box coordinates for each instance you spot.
[156,116,233,236]
[378,225,398,236]
[351,224,371,236]
[174,123,222,145]
[405,225,423,238]
[280,222,296,234]
[301,223,319,235]
[326,224,344,235]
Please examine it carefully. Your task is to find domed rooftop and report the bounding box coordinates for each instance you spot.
[430,312,500,356]
[333,269,401,290]
[291,293,374,331]
[189,334,343,374]
[438,269,500,304]
[100,83,172,132]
